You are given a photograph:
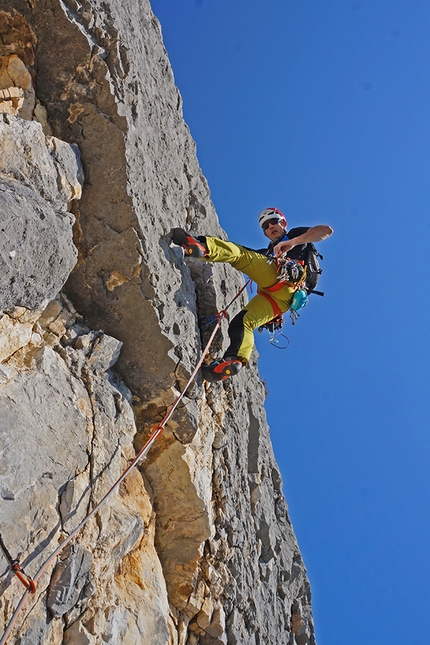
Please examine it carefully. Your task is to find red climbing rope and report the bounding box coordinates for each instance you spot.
[202,279,251,327]
[0,279,247,644]
[225,278,251,310]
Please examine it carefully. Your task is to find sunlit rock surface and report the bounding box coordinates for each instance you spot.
[0,2,317,644]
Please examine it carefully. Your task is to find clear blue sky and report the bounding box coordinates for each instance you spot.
[150,2,430,644]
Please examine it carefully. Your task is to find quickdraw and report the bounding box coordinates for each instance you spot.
[0,536,36,595]
[201,278,251,327]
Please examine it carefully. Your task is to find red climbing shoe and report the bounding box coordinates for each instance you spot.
[201,358,243,382]
[171,228,208,258]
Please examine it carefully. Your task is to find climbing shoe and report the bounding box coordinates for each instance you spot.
[171,228,207,258]
[201,358,243,383]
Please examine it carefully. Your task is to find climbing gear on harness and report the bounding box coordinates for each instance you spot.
[171,228,208,258]
[259,314,283,334]
[258,207,287,230]
[257,260,308,338]
[259,242,324,336]
[290,289,308,312]
[275,255,306,286]
[257,315,290,349]
[201,358,243,382]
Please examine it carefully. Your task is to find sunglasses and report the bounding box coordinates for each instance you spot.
[262,218,282,231]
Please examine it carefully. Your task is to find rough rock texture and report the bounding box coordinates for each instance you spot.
[0,116,81,311]
[0,2,317,644]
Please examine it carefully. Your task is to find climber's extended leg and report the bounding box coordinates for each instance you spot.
[171,231,277,285]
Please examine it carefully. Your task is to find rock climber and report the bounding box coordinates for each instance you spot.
[170,208,333,382]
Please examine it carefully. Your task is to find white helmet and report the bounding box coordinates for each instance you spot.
[258,208,287,230]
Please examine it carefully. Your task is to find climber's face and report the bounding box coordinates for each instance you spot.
[263,219,286,240]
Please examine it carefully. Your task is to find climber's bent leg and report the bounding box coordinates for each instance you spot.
[224,293,287,363]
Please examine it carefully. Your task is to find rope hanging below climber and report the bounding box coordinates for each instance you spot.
[0,282,244,645]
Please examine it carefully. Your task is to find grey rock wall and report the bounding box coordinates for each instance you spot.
[0,1,317,644]
[0,116,80,312]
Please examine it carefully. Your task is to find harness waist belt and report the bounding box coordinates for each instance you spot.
[257,290,282,318]
[263,281,285,293]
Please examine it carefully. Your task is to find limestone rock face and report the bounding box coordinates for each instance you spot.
[0,116,81,312]
[0,2,317,645]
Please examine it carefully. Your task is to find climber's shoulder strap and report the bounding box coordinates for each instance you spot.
[302,243,324,296]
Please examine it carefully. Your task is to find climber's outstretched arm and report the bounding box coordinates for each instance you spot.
[273,225,333,256]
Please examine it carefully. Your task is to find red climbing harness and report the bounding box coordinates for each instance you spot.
[257,289,282,318]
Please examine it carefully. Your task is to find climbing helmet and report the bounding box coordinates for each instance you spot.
[258,208,287,231]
